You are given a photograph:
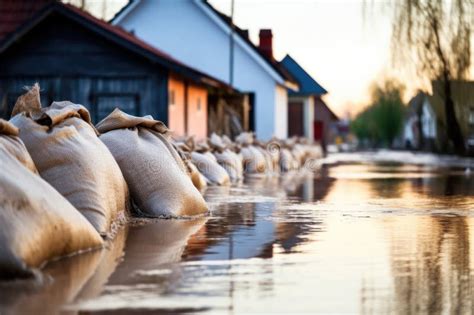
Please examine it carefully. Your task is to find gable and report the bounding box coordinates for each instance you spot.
[112,0,293,88]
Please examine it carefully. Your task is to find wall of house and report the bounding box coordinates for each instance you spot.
[168,76,186,136]
[167,76,208,139]
[274,85,288,139]
[0,13,168,123]
[314,96,337,145]
[115,0,283,140]
[288,95,314,139]
[187,84,208,140]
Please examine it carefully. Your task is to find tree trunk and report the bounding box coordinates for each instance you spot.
[443,79,465,155]
[417,105,424,150]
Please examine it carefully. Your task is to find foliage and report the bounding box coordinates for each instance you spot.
[351,80,406,148]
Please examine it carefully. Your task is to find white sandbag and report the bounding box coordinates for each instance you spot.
[235,132,267,174]
[280,147,298,172]
[213,149,244,182]
[0,119,103,279]
[187,160,208,190]
[172,141,208,191]
[209,133,243,182]
[96,109,208,217]
[0,119,37,173]
[191,151,230,185]
[240,145,267,174]
[10,86,130,236]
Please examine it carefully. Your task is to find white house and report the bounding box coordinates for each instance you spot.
[403,92,437,149]
[111,0,298,140]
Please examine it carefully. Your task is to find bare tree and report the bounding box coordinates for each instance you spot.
[388,0,473,154]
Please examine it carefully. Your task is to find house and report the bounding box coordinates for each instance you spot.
[0,1,237,140]
[111,0,298,140]
[280,55,338,151]
[403,82,474,152]
[403,92,438,150]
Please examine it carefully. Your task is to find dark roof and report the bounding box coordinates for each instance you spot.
[280,55,327,96]
[111,0,298,87]
[0,1,235,92]
[0,0,52,40]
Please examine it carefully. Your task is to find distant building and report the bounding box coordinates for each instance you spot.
[111,0,298,140]
[403,81,474,152]
[403,92,438,150]
[280,55,338,149]
[0,1,235,140]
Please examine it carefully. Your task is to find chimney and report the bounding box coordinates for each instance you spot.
[241,29,249,39]
[258,29,273,60]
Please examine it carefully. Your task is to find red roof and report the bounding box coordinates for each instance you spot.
[0,0,52,40]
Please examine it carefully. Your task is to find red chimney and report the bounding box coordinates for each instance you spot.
[258,29,273,60]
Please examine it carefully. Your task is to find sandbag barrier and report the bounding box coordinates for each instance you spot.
[0,84,323,279]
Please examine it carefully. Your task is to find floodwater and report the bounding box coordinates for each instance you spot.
[2,155,474,314]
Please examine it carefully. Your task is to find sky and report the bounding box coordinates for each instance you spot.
[208,0,396,118]
[82,0,410,118]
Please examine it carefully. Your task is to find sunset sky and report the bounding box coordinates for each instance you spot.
[87,0,419,118]
[208,0,396,118]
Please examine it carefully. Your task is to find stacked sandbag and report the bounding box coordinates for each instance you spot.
[0,119,103,279]
[235,132,267,174]
[191,149,231,186]
[96,109,208,217]
[209,133,243,182]
[254,140,277,174]
[173,141,208,191]
[280,146,299,172]
[10,85,130,236]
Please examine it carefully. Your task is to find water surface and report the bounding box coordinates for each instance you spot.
[2,160,474,314]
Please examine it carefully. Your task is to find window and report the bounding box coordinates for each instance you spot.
[94,94,138,123]
[197,97,201,111]
[169,90,175,106]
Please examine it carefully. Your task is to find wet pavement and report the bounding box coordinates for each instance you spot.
[1,158,474,314]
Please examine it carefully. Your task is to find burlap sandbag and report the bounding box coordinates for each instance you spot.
[191,151,230,185]
[209,134,243,182]
[0,120,37,173]
[172,140,208,191]
[0,119,103,279]
[96,109,208,217]
[235,132,267,174]
[10,87,130,236]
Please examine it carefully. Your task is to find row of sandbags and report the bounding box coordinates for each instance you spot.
[171,131,323,186]
[1,85,208,279]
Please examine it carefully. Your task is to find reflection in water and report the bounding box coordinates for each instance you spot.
[1,163,474,314]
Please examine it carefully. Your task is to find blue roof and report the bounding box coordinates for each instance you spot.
[280,55,327,95]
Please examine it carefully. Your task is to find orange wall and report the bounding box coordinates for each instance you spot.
[168,75,208,139]
[168,76,185,137]
[187,84,208,140]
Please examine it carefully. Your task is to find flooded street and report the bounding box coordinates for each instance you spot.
[2,158,474,314]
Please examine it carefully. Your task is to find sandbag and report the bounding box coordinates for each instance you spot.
[235,132,267,174]
[280,147,298,172]
[0,120,37,173]
[191,151,230,185]
[96,109,208,217]
[209,133,243,182]
[172,141,208,191]
[187,160,208,190]
[0,119,103,279]
[10,86,130,236]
